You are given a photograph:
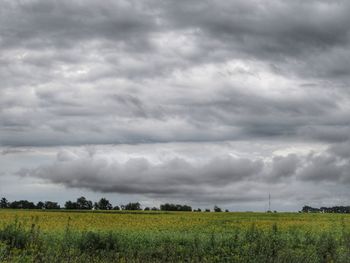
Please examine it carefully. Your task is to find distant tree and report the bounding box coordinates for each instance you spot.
[124,202,141,210]
[65,200,78,209]
[151,207,159,211]
[9,200,36,209]
[160,203,192,211]
[301,205,350,214]
[182,205,192,211]
[302,206,320,213]
[214,206,222,212]
[0,198,9,208]
[113,205,120,210]
[76,196,93,210]
[44,201,60,209]
[36,201,45,209]
[225,209,229,212]
[94,198,112,210]
[144,207,150,211]
[205,209,210,212]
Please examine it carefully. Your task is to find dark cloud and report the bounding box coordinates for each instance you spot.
[19,149,263,202]
[2,2,350,147]
[271,154,299,179]
[1,148,34,155]
[0,0,156,49]
[2,1,350,208]
[17,143,350,204]
[160,0,350,78]
[295,141,350,183]
[1,0,350,146]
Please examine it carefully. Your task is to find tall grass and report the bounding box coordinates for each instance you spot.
[0,218,349,262]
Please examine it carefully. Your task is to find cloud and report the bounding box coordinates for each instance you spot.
[1,0,350,147]
[17,142,350,204]
[296,141,350,183]
[271,154,299,179]
[2,1,350,208]
[19,148,263,201]
[0,0,156,49]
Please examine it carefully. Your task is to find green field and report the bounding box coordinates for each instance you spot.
[1,209,350,262]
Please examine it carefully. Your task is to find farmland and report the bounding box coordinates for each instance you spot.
[1,210,350,262]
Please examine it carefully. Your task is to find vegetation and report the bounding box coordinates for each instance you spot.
[214,205,222,212]
[0,210,350,262]
[94,198,112,210]
[122,202,142,211]
[65,197,93,210]
[4,197,350,261]
[1,197,194,212]
[302,205,350,213]
[160,203,192,211]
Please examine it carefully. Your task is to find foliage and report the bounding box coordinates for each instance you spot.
[36,201,44,209]
[9,200,36,209]
[44,201,60,209]
[0,211,350,262]
[94,198,112,210]
[302,205,350,213]
[123,202,142,210]
[0,198,9,209]
[65,197,93,210]
[160,203,192,211]
[214,205,222,212]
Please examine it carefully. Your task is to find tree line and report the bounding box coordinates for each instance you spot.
[302,205,350,213]
[0,197,227,212]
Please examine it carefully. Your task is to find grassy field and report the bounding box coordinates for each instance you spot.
[1,209,350,262]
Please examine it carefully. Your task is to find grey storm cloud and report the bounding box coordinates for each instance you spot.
[19,149,263,201]
[17,142,350,204]
[296,141,350,184]
[2,0,350,208]
[1,0,350,147]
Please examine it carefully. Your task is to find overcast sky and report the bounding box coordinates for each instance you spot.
[1,0,350,211]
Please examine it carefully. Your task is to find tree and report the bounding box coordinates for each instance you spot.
[94,198,112,210]
[36,201,45,209]
[44,201,60,209]
[64,197,93,210]
[182,205,192,211]
[76,196,93,210]
[124,202,141,210]
[0,198,9,208]
[9,200,36,209]
[302,206,320,213]
[144,207,150,211]
[160,203,192,211]
[214,205,222,212]
[65,200,78,209]
[113,205,120,210]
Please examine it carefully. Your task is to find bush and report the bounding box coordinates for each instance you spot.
[78,232,118,252]
[0,219,41,249]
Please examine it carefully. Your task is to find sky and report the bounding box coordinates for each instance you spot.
[1,0,350,211]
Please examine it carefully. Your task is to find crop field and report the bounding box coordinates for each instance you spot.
[1,210,350,262]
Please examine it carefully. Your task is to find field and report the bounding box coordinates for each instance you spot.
[1,210,350,262]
